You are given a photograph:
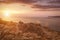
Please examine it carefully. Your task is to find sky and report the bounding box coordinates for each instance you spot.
[0,0,60,18]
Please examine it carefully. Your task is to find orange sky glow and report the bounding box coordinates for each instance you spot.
[0,0,60,21]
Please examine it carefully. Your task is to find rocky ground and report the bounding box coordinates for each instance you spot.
[0,19,60,40]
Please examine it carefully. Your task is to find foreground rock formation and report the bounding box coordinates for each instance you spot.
[0,19,60,40]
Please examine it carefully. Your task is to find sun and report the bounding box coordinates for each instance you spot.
[4,13,10,17]
[2,10,12,21]
[3,10,11,17]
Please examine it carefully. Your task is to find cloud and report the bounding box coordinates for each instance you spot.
[0,0,60,9]
[31,0,60,9]
[0,0,36,4]
[16,0,36,3]
[32,4,60,9]
[49,0,60,3]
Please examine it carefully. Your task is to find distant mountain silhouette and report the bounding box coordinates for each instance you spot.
[48,16,60,18]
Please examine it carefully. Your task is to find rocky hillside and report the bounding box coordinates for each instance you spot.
[0,19,60,40]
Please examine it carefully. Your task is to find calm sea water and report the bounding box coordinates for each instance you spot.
[18,17,60,31]
[12,17,60,31]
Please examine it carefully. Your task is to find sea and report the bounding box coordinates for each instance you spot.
[17,17,60,31]
[11,17,60,31]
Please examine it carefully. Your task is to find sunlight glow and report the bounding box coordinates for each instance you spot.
[4,10,10,17]
[1,3,34,21]
[2,10,11,21]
